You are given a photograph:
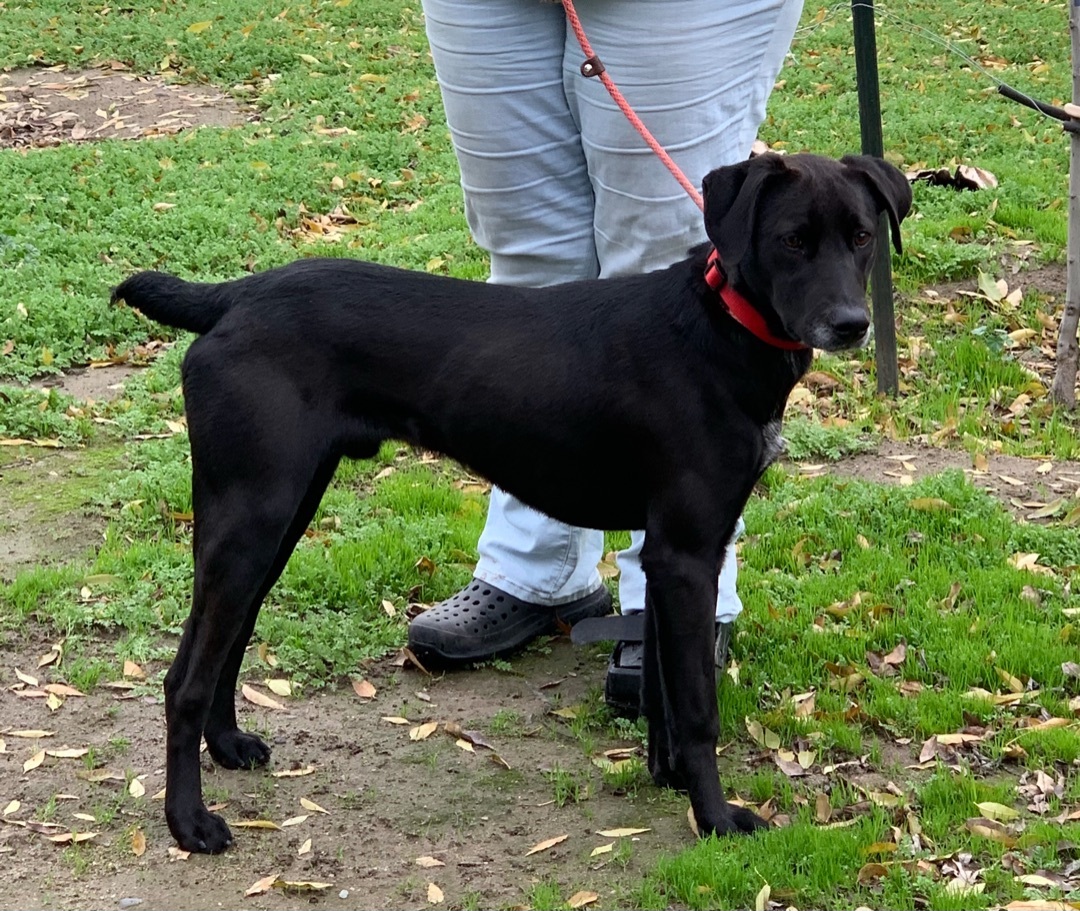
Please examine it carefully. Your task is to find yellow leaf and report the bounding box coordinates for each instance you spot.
[755,883,771,911]
[3,800,20,816]
[298,53,321,65]
[265,678,292,697]
[590,843,614,857]
[123,660,145,679]
[231,819,282,830]
[525,834,569,856]
[24,750,45,772]
[242,684,285,710]
[909,497,952,512]
[15,669,39,687]
[47,831,97,844]
[186,20,212,33]
[568,891,599,909]
[298,838,312,857]
[415,856,445,868]
[132,828,146,856]
[271,765,315,778]
[596,827,650,837]
[245,873,281,897]
[427,883,444,904]
[300,797,329,814]
[280,815,309,827]
[46,748,88,759]
[976,801,1020,822]
[128,778,145,798]
[409,722,438,741]
[382,716,410,725]
[10,730,55,738]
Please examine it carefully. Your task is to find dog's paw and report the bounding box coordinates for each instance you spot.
[696,804,771,838]
[206,729,272,770]
[168,806,234,854]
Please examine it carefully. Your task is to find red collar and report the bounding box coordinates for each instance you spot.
[704,248,808,351]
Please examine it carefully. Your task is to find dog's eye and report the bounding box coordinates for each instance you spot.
[782,234,803,251]
[853,230,873,247]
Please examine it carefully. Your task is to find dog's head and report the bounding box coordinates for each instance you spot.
[701,152,912,352]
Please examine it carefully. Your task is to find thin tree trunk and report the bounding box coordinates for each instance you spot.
[1050,0,1080,408]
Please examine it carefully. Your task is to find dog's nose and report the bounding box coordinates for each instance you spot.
[831,308,871,345]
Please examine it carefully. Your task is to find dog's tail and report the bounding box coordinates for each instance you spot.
[112,271,233,335]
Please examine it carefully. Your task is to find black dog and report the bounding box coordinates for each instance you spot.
[114,152,911,854]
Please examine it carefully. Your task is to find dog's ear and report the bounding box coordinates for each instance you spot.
[840,154,913,254]
[701,154,790,264]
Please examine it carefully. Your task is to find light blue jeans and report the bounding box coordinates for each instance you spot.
[421,0,803,621]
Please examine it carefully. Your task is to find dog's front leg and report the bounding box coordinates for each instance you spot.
[640,537,768,837]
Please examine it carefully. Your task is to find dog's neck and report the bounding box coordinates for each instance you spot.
[703,248,808,352]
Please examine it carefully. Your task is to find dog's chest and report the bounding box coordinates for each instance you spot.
[758,419,785,473]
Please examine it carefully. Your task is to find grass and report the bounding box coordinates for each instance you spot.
[1,1,1079,909]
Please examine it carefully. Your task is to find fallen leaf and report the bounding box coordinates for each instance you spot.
[46,748,89,759]
[10,730,55,739]
[596,827,650,837]
[265,679,292,697]
[298,838,312,857]
[24,750,45,772]
[427,883,444,904]
[976,801,1020,822]
[271,765,315,778]
[280,815,309,827]
[231,819,282,830]
[123,660,145,679]
[352,679,376,699]
[568,891,599,909]
[300,797,328,814]
[525,834,569,856]
[746,718,781,750]
[275,880,333,892]
[755,883,771,911]
[46,831,98,844]
[590,842,615,857]
[128,778,145,798]
[242,684,285,711]
[132,828,146,856]
[409,722,438,741]
[15,669,39,687]
[415,856,445,868]
[245,873,280,897]
[382,716,410,725]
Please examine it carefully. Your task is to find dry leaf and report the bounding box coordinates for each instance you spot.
[596,827,650,837]
[24,750,45,772]
[277,880,333,892]
[382,716,410,725]
[245,873,280,897]
[15,669,39,687]
[271,765,315,778]
[755,883,771,911]
[427,883,444,904]
[3,800,20,816]
[352,679,376,699]
[416,856,445,868]
[300,797,328,814]
[976,801,1020,822]
[590,842,615,857]
[568,891,599,909]
[10,730,55,738]
[132,828,146,856]
[46,831,97,844]
[242,684,285,711]
[409,721,438,741]
[123,660,145,679]
[280,815,309,827]
[525,834,569,856]
[265,679,292,697]
[128,778,145,798]
[46,748,89,759]
[231,819,282,830]
[298,838,312,857]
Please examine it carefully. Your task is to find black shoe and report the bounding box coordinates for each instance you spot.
[604,620,734,719]
[407,579,612,668]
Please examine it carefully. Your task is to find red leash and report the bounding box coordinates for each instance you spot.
[562,0,808,351]
[561,0,704,213]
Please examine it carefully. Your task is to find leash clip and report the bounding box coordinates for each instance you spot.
[580,54,605,77]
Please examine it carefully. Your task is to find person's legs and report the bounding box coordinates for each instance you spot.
[563,0,803,621]
[410,0,610,665]
[556,0,803,710]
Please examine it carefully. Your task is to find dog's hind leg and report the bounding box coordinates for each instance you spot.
[202,457,340,771]
[164,444,338,854]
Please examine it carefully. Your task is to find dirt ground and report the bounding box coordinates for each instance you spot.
[2,64,1080,911]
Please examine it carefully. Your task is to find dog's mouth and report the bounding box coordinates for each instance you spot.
[799,319,873,353]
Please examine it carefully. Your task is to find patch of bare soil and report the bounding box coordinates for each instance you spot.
[0,450,108,581]
[0,633,687,911]
[805,439,1080,522]
[31,364,142,404]
[0,64,252,149]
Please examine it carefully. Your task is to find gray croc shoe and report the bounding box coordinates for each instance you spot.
[408,579,613,668]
